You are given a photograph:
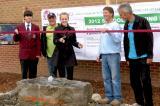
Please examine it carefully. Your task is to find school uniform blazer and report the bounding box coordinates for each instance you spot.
[13,23,41,60]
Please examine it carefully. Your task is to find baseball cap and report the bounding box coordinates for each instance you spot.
[47,13,56,18]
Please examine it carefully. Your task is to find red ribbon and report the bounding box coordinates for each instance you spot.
[0,29,160,35]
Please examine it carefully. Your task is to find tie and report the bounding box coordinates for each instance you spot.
[27,24,30,31]
[26,24,31,39]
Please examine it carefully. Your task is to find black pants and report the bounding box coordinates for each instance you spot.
[58,66,74,80]
[20,59,39,79]
[56,65,65,78]
[66,66,74,80]
[129,59,153,106]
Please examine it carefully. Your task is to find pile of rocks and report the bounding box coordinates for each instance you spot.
[0,77,93,106]
[0,88,19,106]
[0,77,131,106]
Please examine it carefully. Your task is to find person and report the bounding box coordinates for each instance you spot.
[96,7,122,106]
[118,3,153,106]
[41,12,61,78]
[13,10,41,79]
[53,12,83,80]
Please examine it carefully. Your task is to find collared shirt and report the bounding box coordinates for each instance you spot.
[25,22,31,31]
[128,22,147,59]
[46,25,56,57]
[99,21,122,55]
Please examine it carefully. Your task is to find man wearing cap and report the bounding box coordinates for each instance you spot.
[41,13,64,78]
[14,10,41,79]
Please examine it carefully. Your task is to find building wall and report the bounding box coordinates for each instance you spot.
[0,0,160,104]
[0,0,159,83]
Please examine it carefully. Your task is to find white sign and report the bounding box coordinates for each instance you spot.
[41,1,160,62]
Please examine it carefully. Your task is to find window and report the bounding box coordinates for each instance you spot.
[0,24,17,45]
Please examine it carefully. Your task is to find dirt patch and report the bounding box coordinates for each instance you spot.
[0,72,21,93]
[0,72,140,104]
[0,72,159,105]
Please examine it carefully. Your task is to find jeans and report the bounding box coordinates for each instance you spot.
[101,53,122,101]
[129,59,153,106]
[47,57,57,77]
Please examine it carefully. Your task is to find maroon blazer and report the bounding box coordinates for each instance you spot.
[13,23,41,60]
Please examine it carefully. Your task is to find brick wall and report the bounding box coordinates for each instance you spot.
[0,0,160,105]
[0,0,105,25]
[0,45,159,86]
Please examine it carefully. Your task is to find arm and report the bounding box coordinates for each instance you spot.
[123,22,130,62]
[143,20,153,64]
[53,27,63,44]
[98,23,122,43]
[41,27,47,57]
[144,19,153,60]
[36,26,41,57]
[70,28,79,48]
[97,47,101,62]
[123,35,129,61]
[108,23,122,43]
[13,27,20,42]
[69,28,83,48]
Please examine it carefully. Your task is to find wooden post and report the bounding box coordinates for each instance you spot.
[106,0,110,5]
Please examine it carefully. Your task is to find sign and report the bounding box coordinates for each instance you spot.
[41,1,160,62]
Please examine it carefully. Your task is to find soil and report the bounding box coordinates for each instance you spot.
[0,72,134,104]
[0,72,21,93]
[1,72,159,105]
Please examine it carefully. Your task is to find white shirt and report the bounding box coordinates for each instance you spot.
[25,22,31,31]
[99,21,122,54]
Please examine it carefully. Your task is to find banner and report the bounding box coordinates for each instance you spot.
[41,1,160,62]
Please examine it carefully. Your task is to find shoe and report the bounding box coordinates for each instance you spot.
[47,76,55,82]
[132,103,141,106]
[91,93,102,102]
[110,99,121,106]
[97,97,110,104]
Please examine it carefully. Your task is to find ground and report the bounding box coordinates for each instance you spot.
[0,72,133,104]
[0,72,21,92]
[0,72,159,105]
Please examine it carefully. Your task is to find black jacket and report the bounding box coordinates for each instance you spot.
[53,24,79,66]
[123,14,153,61]
[41,26,47,57]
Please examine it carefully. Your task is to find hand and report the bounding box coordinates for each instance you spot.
[147,58,152,64]
[98,28,109,33]
[15,29,19,34]
[78,43,83,48]
[36,56,41,58]
[59,37,65,43]
[126,61,129,65]
[41,56,45,59]
[96,57,100,62]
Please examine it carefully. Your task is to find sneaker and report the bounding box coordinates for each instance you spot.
[47,76,55,82]
[91,93,101,102]
[110,99,121,106]
[97,97,110,104]
[132,103,141,106]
